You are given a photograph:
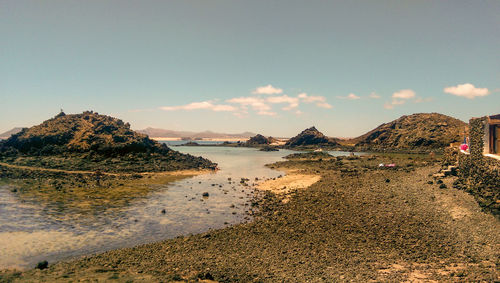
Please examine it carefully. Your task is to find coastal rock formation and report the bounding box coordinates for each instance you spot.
[0,111,216,172]
[352,113,467,151]
[259,146,279,152]
[285,127,339,147]
[246,134,278,146]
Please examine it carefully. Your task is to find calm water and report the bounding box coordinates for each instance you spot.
[0,146,357,269]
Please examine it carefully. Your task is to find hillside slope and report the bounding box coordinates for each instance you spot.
[352,113,467,151]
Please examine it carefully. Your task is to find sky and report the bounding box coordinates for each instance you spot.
[1,0,499,137]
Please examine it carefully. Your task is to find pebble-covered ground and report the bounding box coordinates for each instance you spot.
[2,154,499,282]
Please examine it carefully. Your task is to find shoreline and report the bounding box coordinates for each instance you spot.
[2,154,499,282]
[0,161,214,177]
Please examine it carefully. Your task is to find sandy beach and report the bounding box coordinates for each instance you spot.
[256,168,320,202]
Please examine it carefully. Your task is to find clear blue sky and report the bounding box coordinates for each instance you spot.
[1,0,499,137]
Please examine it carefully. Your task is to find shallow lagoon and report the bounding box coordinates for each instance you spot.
[0,146,357,269]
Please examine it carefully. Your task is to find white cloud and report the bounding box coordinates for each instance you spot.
[160,101,237,112]
[298,92,326,103]
[337,93,360,100]
[444,83,490,99]
[266,95,299,110]
[384,89,433,110]
[392,89,416,99]
[252,84,283,95]
[159,88,333,117]
[369,92,380,99]
[316,102,333,109]
[298,93,332,108]
[383,89,416,110]
[226,96,271,112]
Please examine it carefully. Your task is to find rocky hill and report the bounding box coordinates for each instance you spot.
[0,111,216,172]
[285,127,339,147]
[352,113,467,151]
[245,134,278,146]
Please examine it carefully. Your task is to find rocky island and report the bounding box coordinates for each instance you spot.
[285,126,339,149]
[0,111,216,174]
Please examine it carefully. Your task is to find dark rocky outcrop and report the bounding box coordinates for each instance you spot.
[259,146,279,152]
[246,134,275,146]
[181,141,201,146]
[352,113,467,151]
[0,111,216,172]
[285,127,339,147]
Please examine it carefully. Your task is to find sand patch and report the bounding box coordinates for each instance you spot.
[257,173,320,202]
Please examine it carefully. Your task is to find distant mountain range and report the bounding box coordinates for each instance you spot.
[0,127,22,139]
[137,127,256,139]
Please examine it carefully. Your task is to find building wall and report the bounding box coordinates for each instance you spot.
[456,117,499,216]
[483,121,490,155]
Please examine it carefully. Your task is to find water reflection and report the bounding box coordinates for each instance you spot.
[0,147,358,269]
[0,147,292,269]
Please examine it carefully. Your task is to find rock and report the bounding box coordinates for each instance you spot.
[35,260,48,270]
[259,146,279,151]
[181,141,200,146]
[202,192,209,197]
[285,127,339,147]
[246,134,271,145]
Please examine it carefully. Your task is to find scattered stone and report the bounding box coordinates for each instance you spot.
[198,272,214,280]
[35,260,48,270]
